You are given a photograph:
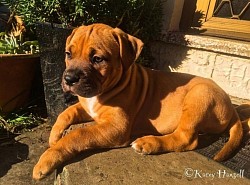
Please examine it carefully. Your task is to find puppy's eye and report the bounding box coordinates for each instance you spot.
[92,56,103,63]
[65,51,72,59]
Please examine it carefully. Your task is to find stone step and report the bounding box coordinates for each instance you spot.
[54,148,249,185]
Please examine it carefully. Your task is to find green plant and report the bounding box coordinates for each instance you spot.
[0,113,44,133]
[7,0,163,67]
[0,2,39,54]
[7,0,162,36]
[0,32,39,54]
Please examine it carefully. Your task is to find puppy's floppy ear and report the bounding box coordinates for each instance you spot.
[112,27,144,70]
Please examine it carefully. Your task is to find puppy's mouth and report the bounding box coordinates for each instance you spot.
[62,70,102,98]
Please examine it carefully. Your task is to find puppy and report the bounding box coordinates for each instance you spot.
[33,23,244,180]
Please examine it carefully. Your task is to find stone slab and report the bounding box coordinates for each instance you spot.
[55,147,250,185]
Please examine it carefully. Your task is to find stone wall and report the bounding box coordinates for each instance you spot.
[151,34,250,100]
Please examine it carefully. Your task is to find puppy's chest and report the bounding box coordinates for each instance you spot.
[83,97,98,118]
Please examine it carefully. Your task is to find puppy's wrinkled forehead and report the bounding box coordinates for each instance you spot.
[66,24,118,56]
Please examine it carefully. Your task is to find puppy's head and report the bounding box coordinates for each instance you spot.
[62,23,143,98]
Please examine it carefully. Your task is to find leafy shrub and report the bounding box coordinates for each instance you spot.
[7,0,163,66]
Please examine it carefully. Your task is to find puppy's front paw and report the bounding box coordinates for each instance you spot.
[33,161,51,180]
[131,136,161,155]
[33,149,59,180]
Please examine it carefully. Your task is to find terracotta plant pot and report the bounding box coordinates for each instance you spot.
[0,54,39,113]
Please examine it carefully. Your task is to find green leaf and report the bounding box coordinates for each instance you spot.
[22,40,39,46]
[0,32,6,37]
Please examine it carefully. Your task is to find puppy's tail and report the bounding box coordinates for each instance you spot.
[235,103,250,134]
[213,108,243,162]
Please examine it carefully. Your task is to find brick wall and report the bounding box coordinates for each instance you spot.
[150,36,250,100]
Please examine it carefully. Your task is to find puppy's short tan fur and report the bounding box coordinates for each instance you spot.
[33,24,246,180]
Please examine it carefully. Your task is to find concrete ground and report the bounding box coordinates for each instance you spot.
[0,123,249,185]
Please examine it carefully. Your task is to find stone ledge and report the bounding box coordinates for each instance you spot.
[54,148,249,185]
[160,32,250,58]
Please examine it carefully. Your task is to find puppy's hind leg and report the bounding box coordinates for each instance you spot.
[132,84,213,154]
[132,109,200,154]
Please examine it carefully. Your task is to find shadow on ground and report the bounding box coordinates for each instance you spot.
[0,124,55,185]
[0,138,29,177]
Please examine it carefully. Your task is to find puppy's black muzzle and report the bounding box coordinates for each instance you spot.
[64,70,80,86]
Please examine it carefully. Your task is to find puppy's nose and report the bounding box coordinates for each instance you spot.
[64,72,80,86]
